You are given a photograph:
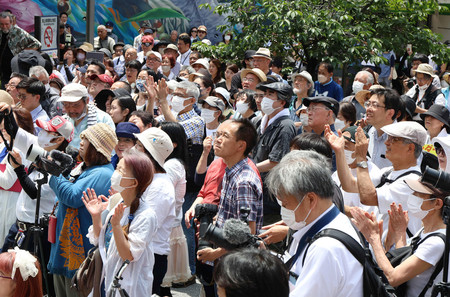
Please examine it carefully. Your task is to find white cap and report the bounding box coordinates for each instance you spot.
[146,50,162,62]
[134,128,173,168]
[192,58,209,70]
[381,121,427,147]
[58,83,88,102]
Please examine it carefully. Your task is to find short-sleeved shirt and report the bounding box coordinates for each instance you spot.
[216,157,263,231]
[176,109,205,145]
[368,126,392,169]
[314,78,344,102]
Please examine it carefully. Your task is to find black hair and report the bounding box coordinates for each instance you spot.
[318,61,334,73]
[16,77,45,99]
[40,53,54,75]
[88,59,106,74]
[237,90,257,112]
[412,54,429,64]
[271,57,283,69]
[339,102,356,126]
[140,69,159,82]
[231,118,257,156]
[189,27,198,37]
[213,249,289,297]
[130,110,156,127]
[125,60,142,72]
[10,72,27,80]
[60,12,68,18]
[290,133,333,160]
[371,88,403,121]
[195,75,214,96]
[114,97,137,122]
[178,33,191,46]
[160,122,188,166]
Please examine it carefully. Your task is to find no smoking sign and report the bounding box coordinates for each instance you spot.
[44,26,53,47]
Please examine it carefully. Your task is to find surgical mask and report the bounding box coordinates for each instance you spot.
[224,35,231,41]
[201,109,217,124]
[161,65,171,73]
[334,118,346,131]
[135,79,146,93]
[236,101,249,115]
[261,97,280,115]
[318,74,328,84]
[171,96,190,113]
[418,84,429,92]
[106,28,112,33]
[407,195,435,220]
[110,171,136,192]
[38,130,60,148]
[300,113,308,126]
[352,81,365,94]
[76,53,85,61]
[344,149,356,165]
[51,87,60,95]
[280,196,312,230]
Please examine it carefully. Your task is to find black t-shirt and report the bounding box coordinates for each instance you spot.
[0,33,13,85]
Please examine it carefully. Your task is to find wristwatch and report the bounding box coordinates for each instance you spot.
[356,161,368,169]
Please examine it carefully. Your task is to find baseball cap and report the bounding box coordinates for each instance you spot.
[381,121,427,146]
[258,82,293,98]
[89,74,114,87]
[146,50,162,62]
[105,21,114,27]
[116,122,140,139]
[164,44,179,53]
[291,71,314,86]
[253,48,271,59]
[36,116,75,142]
[203,96,225,112]
[142,35,154,43]
[303,96,339,117]
[143,28,154,34]
[191,58,209,70]
[241,68,267,83]
[134,127,174,168]
[58,83,88,102]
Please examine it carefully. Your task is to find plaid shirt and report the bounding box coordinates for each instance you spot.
[216,157,263,231]
[177,109,205,145]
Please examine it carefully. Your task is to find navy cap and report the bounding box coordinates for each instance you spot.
[144,28,154,34]
[303,96,339,117]
[116,122,140,139]
[105,21,114,27]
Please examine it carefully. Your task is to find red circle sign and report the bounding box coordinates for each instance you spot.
[44,26,53,48]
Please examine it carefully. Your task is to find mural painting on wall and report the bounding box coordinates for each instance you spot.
[0,0,228,45]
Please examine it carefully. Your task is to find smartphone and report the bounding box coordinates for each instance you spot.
[406,44,412,52]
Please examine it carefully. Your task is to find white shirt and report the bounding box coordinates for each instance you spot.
[288,206,364,297]
[163,159,186,226]
[142,173,176,255]
[87,199,158,296]
[373,164,423,235]
[177,49,191,66]
[368,126,392,169]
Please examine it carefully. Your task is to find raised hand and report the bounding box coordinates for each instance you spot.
[355,126,369,161]
[82,188,108,217]
[111,203,125,226]
[350,207,381,244]
[388,202,409,239]
[324,124,345,153]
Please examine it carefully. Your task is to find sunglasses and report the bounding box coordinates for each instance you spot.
[198,30,206,34]
[142,42,153,47]
[192,30,198,33]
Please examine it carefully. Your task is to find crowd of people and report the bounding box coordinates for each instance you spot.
[0,7,450,297]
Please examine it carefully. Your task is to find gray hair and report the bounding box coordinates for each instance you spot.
[266,150,334,202]
[29,66,48,80]
[358,70,374,85]
[177,80,200,100]
[180,65,195,74]
[97,25,106,31]
[403,139,422,159]
[0,12,12,22]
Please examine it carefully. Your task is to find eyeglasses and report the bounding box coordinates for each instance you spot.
[147,58,160,62]
[5,84,16,89]
[364,101,386,109]
[17,93,29,100]
[307,106,330,113]
[242,77,256,83]
[142,42,153,47]
[386,136,407,143]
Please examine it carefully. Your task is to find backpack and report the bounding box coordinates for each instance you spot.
[303,228,397,297]
[385,232,446,297]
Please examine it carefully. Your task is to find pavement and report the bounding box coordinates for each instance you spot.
[171,279,202,297]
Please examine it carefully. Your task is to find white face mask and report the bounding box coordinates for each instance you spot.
[74,106,87,121]
[300,113,308,126]
[224,35,231,41]
[201,109,217,124]
[407,195,435,220]
[76,53,85,61]
[110,171,136,192]
[344,149,356,165]
[166,94,173,105]
[334,118,346,131]
[352,81,365,94]
[161,65,171,73]
[38,130,60,148]
[171,96,191,113]
[418,84,429,92]
[318,74,328,84]
[236,101,249,115]
[280,196,312,230]
[261,97,281,115]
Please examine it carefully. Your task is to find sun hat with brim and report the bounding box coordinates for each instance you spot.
[354,84,385,107]
[215,87,231,107]
[253,48,271,59]
[116,122,140,139]
[303,96,339,117]
[189,72,205,82]
[240,68,267,83]
[58,83,89,102]
[203,96,225,112]
[381,121,427,147]
[420,104,450,128]
[78,42,94,53]
[164,44,179,52]
[80,123,117,161]
[192,58,209,70]
[0,90,14,106]
[404,178,434,195]
[443,73,450,84]
[414,63,435,77]
[291,71,314,86]
[36,116,75,143]
[134,127,173,168]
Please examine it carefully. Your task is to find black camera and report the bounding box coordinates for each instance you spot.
[195,203,218,250]
[406,77,416,89]
[422,166,450,192]
[26,144,73,176]
[202,207,261,251]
